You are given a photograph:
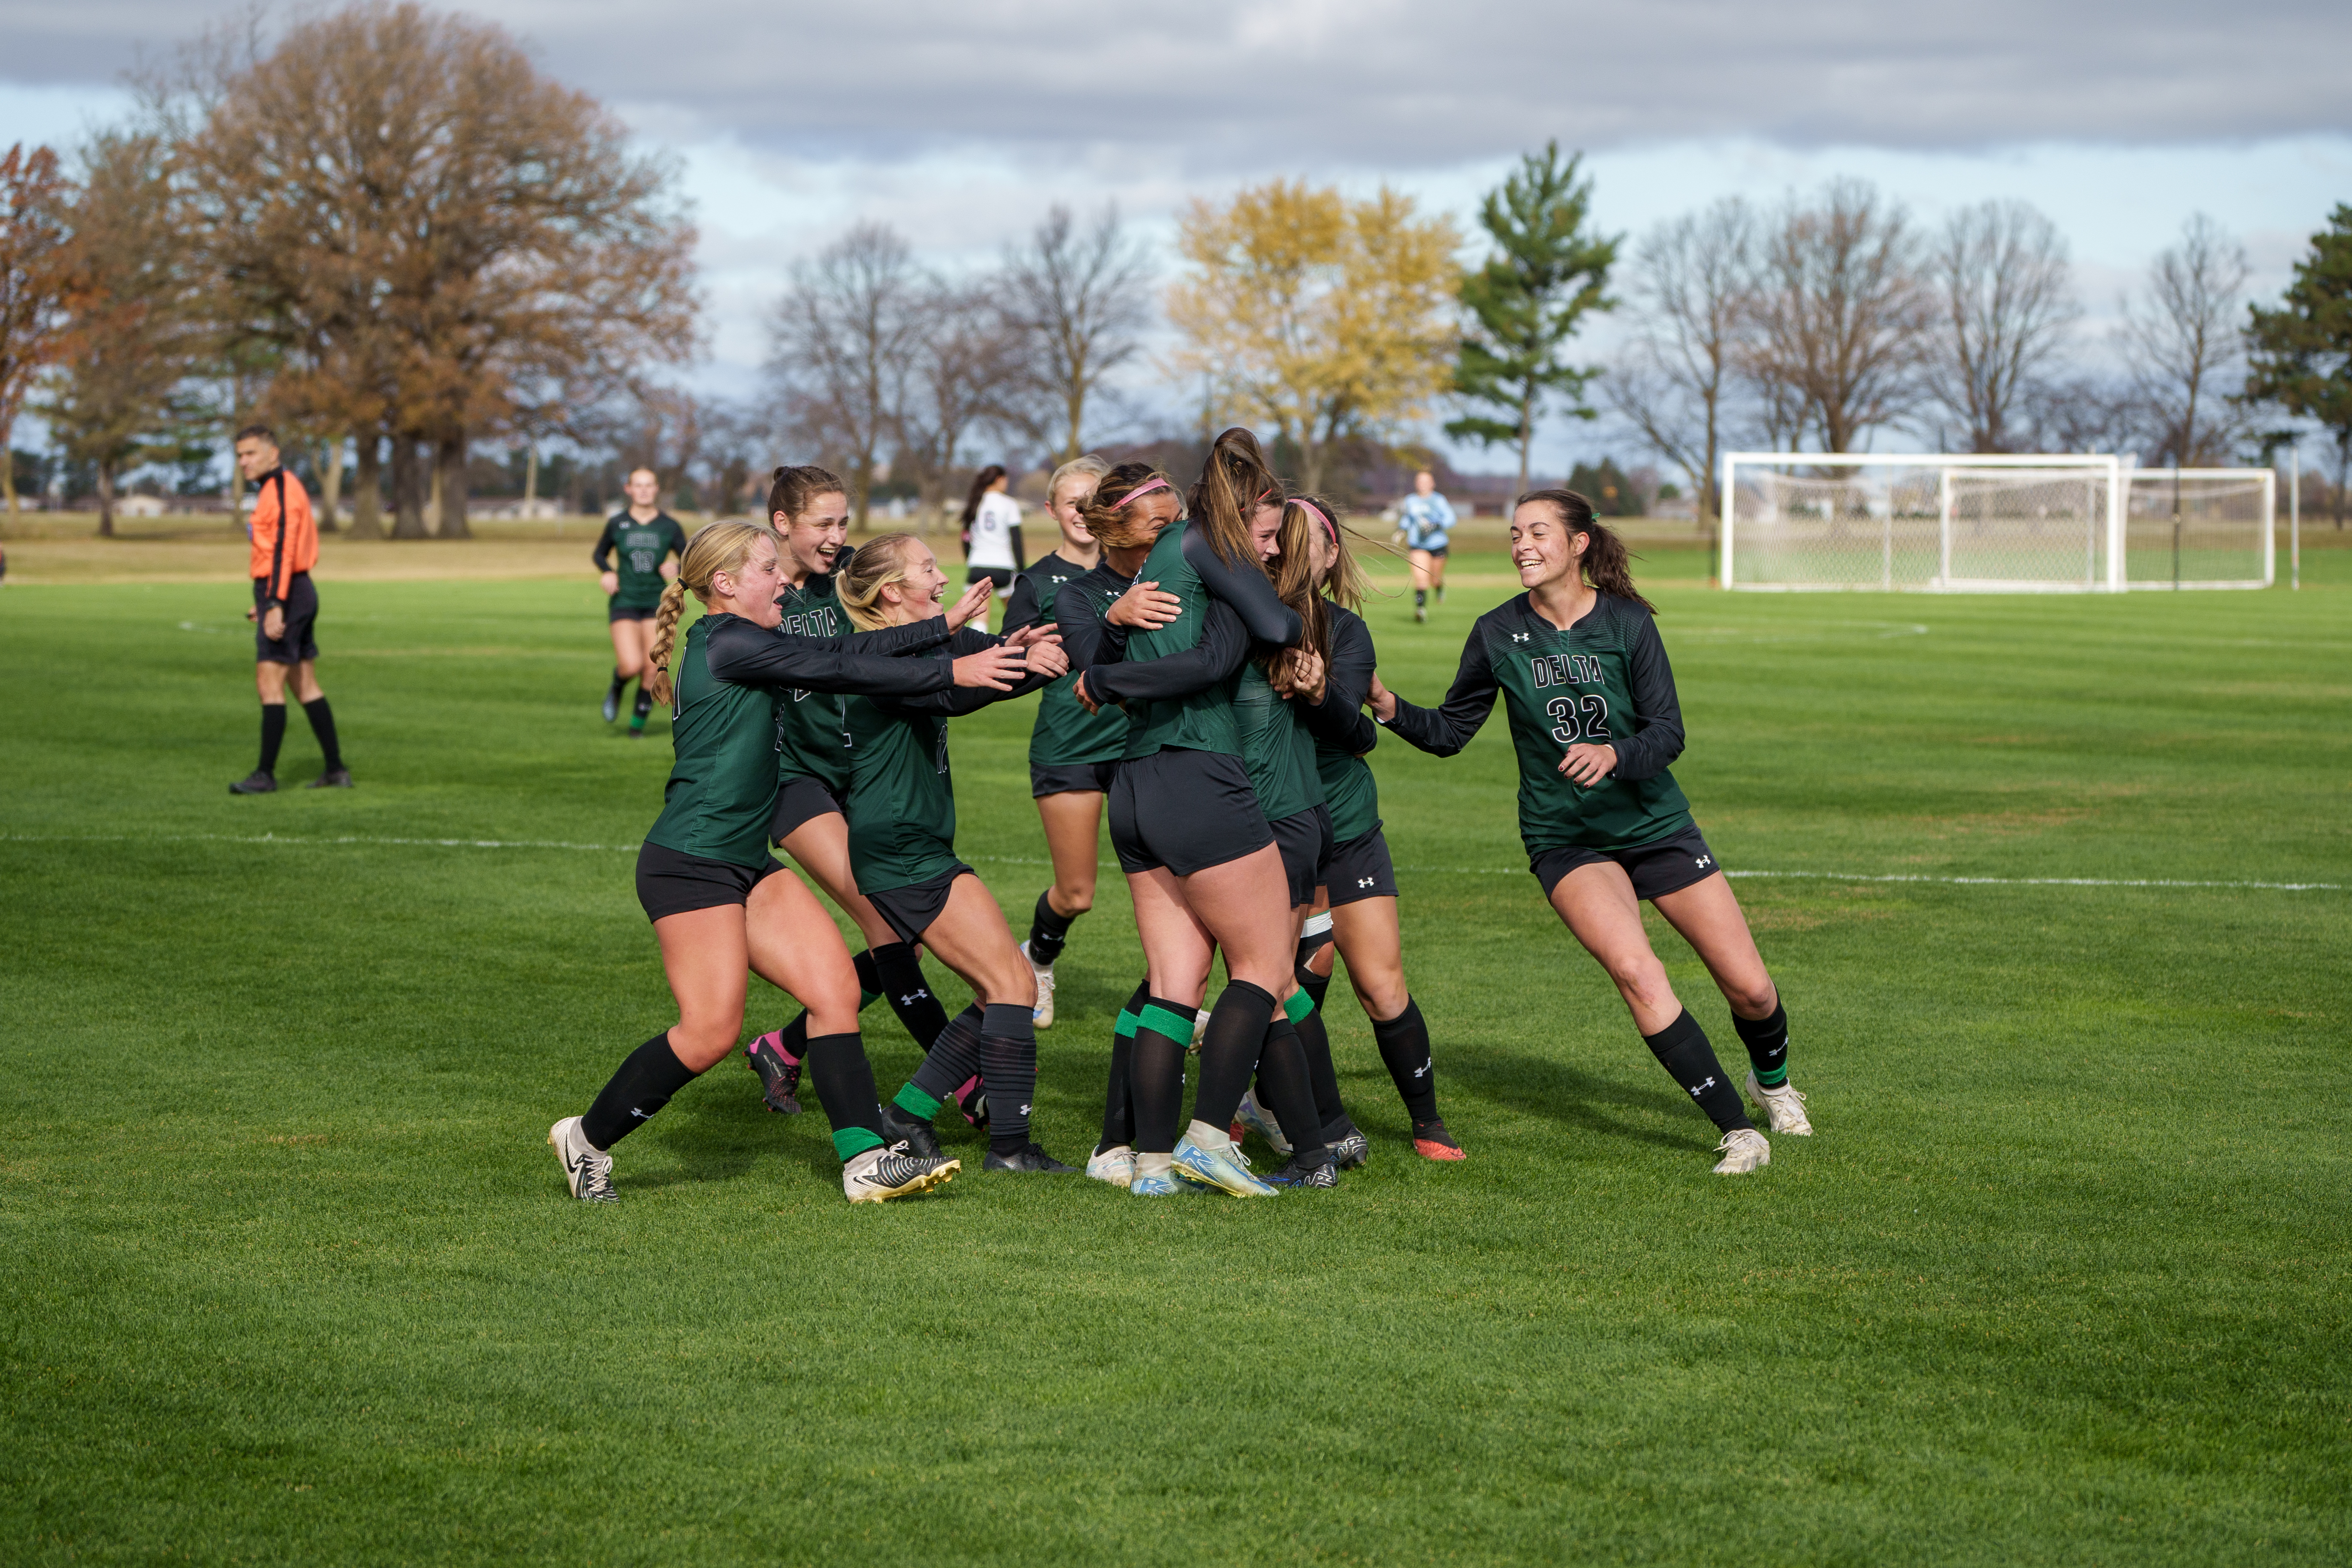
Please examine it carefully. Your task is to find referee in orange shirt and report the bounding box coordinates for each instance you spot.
[230,425,350,794]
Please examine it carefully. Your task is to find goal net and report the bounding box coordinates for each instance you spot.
[1720,454,2274,592]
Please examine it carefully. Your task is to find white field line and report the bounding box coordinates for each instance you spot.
[1,832,2340,892]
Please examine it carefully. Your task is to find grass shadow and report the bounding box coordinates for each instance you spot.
[1444,1043,1709,1154]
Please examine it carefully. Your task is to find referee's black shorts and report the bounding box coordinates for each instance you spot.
[254,572,320,664]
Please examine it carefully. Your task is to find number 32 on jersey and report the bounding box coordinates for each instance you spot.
[1531,653,1609,746]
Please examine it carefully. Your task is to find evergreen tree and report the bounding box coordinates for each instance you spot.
[2243,204,2352,530]
[1447,142,1618,494]
[1567,458,1642,517]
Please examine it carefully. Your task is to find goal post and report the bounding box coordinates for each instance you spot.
[2124,468,2275,590]
[1719,453,2127,592]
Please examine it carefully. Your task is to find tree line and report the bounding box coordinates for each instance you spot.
[3,3,2347,536]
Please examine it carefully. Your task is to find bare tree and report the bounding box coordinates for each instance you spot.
[2119,214,2250,468]
[1743,178,1928,452]
[0,142,74,517]
[1924,199,2080,453]
[770,222,922,523]
[1608,198,1754,526]
[898,278,1025,517]
[1001,203,1153,463]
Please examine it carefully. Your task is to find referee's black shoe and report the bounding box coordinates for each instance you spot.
[304,768,353,789]
[983,1143,1076,1174]
[229,769,277,795]
[878,1102,943,1160]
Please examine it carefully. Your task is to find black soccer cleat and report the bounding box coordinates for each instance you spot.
[1329,1123,1370,1170]
[1265,1154,1340,1189]
[229,769,277,795]
[982,1142,1076,1174]
[602,688,621,723]
[745,1033,802,1115]
[878,1102,943,1160]
[304,768,353,789]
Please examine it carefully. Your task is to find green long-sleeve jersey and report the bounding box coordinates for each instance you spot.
[1298,604,1383,843]
[1003,551,1129,767]
[643,613,956,868]
[770,572,859,796]
[593,512,688,610]
[842,627,1057,894]
[1233,661,1322,823]
[1384,592,1694,855]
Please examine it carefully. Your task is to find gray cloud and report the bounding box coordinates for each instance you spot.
[6,0,2349,164]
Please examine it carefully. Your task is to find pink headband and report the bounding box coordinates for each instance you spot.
[1114,477,1171,507]
[1291,497,1336,541]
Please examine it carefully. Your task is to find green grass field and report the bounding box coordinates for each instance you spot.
[4,544,2348,1565]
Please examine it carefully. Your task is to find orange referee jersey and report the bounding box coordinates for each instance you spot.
[248,468,318,605]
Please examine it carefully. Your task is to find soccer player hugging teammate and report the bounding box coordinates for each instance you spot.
[828,534,1078,1175]
[1282,493,1464,1162]
[1000,455,1129,1030]
[1368,489,1810,1174]
[739,465,984,1120]
[547,520,1033,1205]
[592,465,688,736]
[1069,431,1332,1198]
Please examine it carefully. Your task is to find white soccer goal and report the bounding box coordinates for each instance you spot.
[1719,453,2275,593]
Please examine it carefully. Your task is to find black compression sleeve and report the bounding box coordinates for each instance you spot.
[1383,627,1500,756]
[1000,572,1044,636]
[1181,526,1302,647]
[890,628,1056,715]
[1609,612,1687,781]
[591,517,619,572]
[1299,608,1379,755]
[702,617,955,698]
[1010,525,1026,571]
[1082,598,1248,707]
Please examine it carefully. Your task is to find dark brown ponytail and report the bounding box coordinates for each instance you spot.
[1187,426,1280,573]
[1516,487,1655,613]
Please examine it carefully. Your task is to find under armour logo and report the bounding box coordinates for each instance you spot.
[629,1106,651,1119]
[900,991,927,1006]
[1019,1103,1033,1117]
[1688,1077,1715,1099]
[1509,631,1531,644]
[1694,855,1713,869]
[1413,1062,1430,1078]
[1357,876,1375,889]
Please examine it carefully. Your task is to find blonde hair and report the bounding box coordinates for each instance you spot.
[835,532,923,631]
[646,520,778,704]
[1049,453,1110,505]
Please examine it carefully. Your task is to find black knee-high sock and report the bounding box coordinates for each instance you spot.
[1295,965,1331,1013]
[1190,979,1277,1134]
[582,1032,699,1150]
[1413,587,1427,609]
[803,1030,888,1161]
[1289,997,1348,1136]
[1130,995,1194,1154]
[630,686,653,728]
[764,949,886,1066]
[258,703,287,773]
[979,1002,1039,1156]
[609,668,628,698]
[1026,889,1080,967]
[1733,1002,1790,1088]
[1370,997,1441,1126]
[871,943,950,1051]
[1100,982,1149,1151]
[1643,1009,1752,1133]
[1254,1017,1331,1165]
[908,1004,984,1105]
[300,697,342,772]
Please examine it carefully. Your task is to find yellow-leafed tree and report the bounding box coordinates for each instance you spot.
[1169,180,1460,493]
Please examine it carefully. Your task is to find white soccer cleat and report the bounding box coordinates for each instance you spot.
[1022,941,1056,1029]
[548,1116,617,1202]
[1746,1073,1812,1136]
[843,1142,959,1203]
[1084,1144,1136,1188]
[1712,1127,1771,1175]
[1191,1008,1211,1049]
[1235,1088,1293,1155]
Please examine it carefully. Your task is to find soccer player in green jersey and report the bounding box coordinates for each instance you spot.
[738,466,981,1119]
[1286,498,1464,1163]
[1069,435,1328,1197]
[830,535,1078,1174]
[1368,489,1812,1175]
[592,466,688,736]
[1001,455,1128,1030]
[546,521,1033,1204]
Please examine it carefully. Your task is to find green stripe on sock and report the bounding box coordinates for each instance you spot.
[1754,1063,1789,1089]
[1283,988,1314,1023]
[860,989,881,1009]
[894,1084,942,1118]
[833,1127,884,1161]
[1139,1004,1194,1041]
[1114,1009,1140,1039]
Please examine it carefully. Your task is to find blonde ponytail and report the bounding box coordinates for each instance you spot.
[646,520,781,703]
[644,577,690,705]
[835,533,919,630]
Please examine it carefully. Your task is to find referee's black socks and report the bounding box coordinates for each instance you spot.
[1026,889,1080,968]
[1642,1009,1752,1133]
[258,703,287,774]
[583,1032,698,1149]
[1732,1001,1791,1088]
[301,697,342,773]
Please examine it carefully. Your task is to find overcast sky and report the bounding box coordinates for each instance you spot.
[5,0,2348,472]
